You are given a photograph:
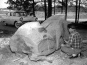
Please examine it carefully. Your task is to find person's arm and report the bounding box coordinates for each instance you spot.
[61,38,70,47]
[64,34,73,47]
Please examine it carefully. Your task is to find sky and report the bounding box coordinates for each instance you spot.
[0,0,9,8]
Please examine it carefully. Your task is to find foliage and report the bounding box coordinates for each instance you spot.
[6,0,36,14]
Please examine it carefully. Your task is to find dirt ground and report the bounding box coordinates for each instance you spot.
[0,41,87,65]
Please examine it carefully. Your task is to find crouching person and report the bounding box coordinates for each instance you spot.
[61,24,83,59]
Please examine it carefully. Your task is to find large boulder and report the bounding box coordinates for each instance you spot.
[41,14,70,50]
[9,22,56,60]
[9,14,70,61]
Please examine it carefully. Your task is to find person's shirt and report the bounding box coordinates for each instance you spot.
[66,30,82,49]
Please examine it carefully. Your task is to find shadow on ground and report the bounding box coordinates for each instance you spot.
[0,29,14,38]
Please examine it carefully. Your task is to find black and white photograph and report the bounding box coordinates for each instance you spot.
[0,0,87,65]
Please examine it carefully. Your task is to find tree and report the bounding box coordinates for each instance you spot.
[7,0,36,14]
[47,0,52,18]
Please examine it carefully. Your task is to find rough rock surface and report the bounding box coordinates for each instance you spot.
[9,22,56,60]
[9,15,71,61]
[41,15,70,49]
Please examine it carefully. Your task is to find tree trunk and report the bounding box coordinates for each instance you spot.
[48,0,52,18]
[44,0,47,20]
[75,0,78,23]
[33,0,35,17]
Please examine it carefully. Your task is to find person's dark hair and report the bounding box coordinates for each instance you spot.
[67,23,76,29]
